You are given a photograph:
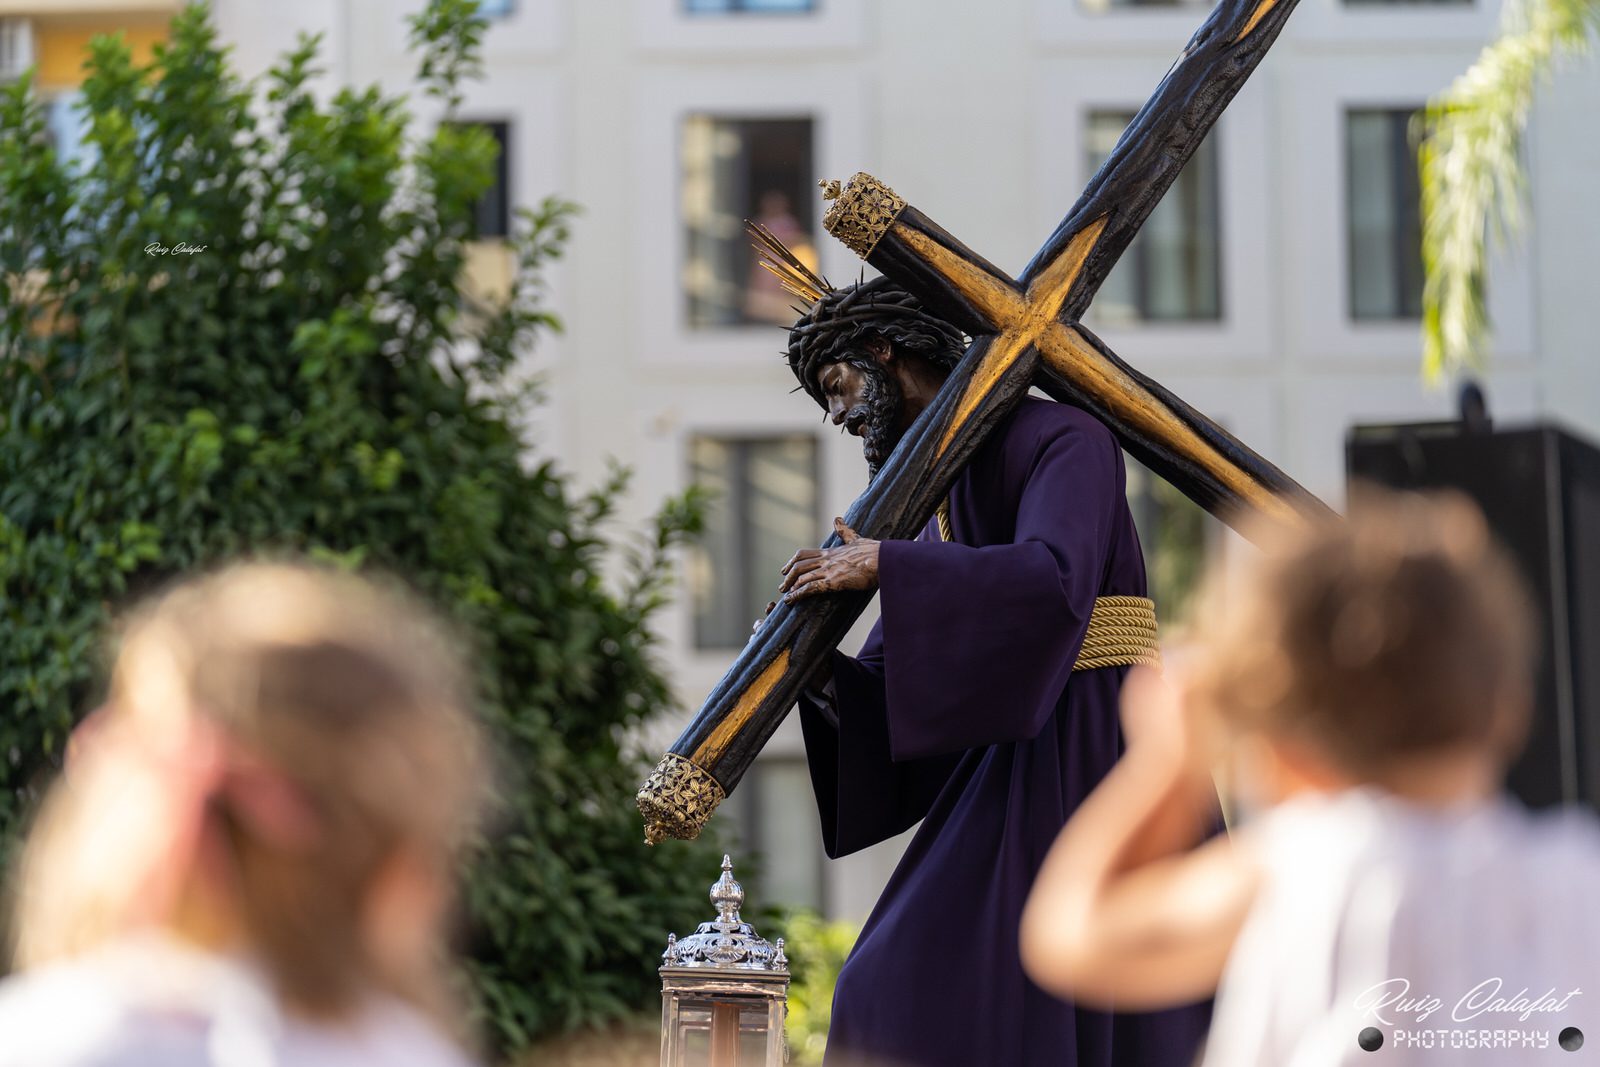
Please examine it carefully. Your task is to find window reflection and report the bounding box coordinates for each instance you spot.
[682,116,817,329]
[1124,453,1217,633]
[733,757,826,911]
[685,0,819,13]
[689,435,820,649]
[1085,110,1222,324]
[1079,0,1212,12]
[471,121,511,240]
[1346,108,1424,321]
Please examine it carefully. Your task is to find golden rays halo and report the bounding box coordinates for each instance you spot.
[746,219,832,306]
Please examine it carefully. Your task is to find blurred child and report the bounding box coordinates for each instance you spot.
[0,563,490,1067]
[1020,489,1600,1066]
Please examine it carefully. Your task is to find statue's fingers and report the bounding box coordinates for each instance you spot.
[779,556,826,592]
[781,547,821,575]
[780,556,819,579]
[791,567,828,590]
[782,570,828,603]
[834,516,859,543]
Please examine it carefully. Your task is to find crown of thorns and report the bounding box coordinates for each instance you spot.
[748,221,967,409]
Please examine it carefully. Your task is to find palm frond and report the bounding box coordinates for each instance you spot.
[1419,0,1600,381]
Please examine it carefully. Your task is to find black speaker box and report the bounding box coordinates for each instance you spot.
[1346,420,1600,810]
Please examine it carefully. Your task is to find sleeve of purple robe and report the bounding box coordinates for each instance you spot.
[871,417,1119,760]
[797,413,1120,857]
[798,627,965,858]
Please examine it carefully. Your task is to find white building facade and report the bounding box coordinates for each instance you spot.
[142,0,1600,920]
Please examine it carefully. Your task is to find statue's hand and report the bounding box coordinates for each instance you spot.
[750,600,777,640]
[779,518,880,603]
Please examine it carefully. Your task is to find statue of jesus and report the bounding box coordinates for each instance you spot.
[771,271,1217,1067]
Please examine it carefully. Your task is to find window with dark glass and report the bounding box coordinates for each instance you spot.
[461,121,510,239]
[1124,453,1216,630]
[730,757,826,911]
[1080,0,1211,10]
[1344,0,1467,8]
[682,115,817,328]
[1346,108,1424,321]
[684,0,818,13]
[1085,110,1221,323]
[688,435,819,649]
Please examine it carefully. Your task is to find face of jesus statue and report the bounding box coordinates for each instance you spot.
[816,340,908,480]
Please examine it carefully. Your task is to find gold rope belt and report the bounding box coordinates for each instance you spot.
[935,500,1160,672]
[1074,595,1161,672]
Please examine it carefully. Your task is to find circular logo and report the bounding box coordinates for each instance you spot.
[1358,1027,1384,1052]
[1559,1027,1584,1052]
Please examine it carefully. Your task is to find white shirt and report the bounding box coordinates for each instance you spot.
[1200,787,1600,1067]
[0,935,480,1067]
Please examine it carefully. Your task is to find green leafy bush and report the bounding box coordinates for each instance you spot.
[778,911,860,1066]
[0,0,722,1055]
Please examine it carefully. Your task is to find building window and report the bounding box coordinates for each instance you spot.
[1346,108,1424,321]
[477,0,515,15]
[1080,0,1211,10]
[1124,454,1216,632]
[689,435,819,649]
[682,115,817,329]
[42,93,89,170]
[684,0,818,13]
[731,757,826,911]
[1084,110,1221,324]
[0,18,35,83]
[459,121,510,239]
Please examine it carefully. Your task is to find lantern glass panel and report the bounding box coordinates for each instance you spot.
[673,1004,710,1062]
[670,997,773,1066]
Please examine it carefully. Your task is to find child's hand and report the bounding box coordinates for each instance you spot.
[1119,661,1221,781]
[1023,661,1249,1010]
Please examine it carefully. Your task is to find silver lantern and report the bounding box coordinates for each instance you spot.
[660,855,790,1067]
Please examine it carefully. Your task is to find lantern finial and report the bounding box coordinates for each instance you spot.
[659,855,785,973]
[711,854,744,924]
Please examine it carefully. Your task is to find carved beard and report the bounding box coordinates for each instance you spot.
[842,359,906,480]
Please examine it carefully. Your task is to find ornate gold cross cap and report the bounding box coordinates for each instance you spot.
[638,753,726,844]
[819,173,908,260]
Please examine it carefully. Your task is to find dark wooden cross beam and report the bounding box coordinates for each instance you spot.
[639,0,1328,844]
[822,174,1327,528]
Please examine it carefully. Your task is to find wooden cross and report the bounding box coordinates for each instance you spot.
[639,0,1329,844]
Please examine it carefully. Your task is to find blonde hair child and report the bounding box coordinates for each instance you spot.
[1021,490,1600,1067]
[0,563,489,1067]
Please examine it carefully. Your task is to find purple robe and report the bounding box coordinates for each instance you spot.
[798,398,1213,1067]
